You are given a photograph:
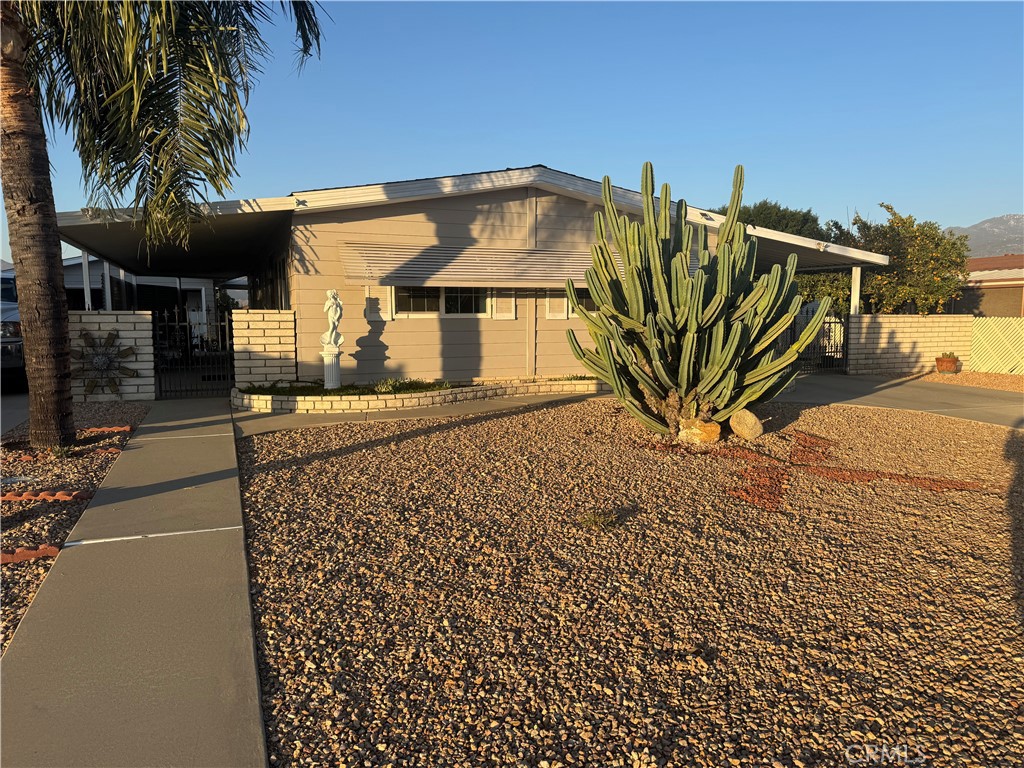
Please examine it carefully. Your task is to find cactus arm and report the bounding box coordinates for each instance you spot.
[729,282,766,321]
[700,293,727,328]
[752,312,797,355]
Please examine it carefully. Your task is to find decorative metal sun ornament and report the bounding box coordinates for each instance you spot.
[70,331,138,396]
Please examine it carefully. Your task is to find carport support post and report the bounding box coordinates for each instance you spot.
[850,266,862,316]
[80,251,91,311]
[102,260,111,310]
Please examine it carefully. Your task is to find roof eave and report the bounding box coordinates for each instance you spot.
[55,196,296,228]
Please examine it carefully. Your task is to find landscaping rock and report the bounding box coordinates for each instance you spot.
[676,418,721,444]
[238,399,1024,767]
[729,408,764,440]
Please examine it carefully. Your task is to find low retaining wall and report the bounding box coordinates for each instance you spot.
[231,380,610,414]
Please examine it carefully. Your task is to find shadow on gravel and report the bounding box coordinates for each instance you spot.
[1006,425,1024,633]
[245,396,595,474]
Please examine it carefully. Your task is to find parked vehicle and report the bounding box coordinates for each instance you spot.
[1,275,25,381]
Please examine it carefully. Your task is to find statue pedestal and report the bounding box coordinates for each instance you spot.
[321,345,341,390]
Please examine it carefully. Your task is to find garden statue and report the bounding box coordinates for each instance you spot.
[320,289,344,389]
[320,289,344,348]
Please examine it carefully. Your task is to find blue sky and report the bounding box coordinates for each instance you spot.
[5,1,1023,261]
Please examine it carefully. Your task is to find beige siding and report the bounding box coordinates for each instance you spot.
[535,190,604,250]
[288,188,602,382]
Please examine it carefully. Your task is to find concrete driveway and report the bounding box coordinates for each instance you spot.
[780,374,1024,430]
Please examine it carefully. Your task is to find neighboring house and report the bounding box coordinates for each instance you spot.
[55,165,890,384]
[1,255,217,315]
[951,254,1024,317]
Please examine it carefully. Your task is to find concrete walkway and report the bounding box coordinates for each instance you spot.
[1,399,266,768]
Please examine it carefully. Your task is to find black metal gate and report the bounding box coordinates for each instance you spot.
[777,307,848,373]
[153,308,234,398]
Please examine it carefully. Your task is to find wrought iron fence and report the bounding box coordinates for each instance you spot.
[152,308,233,398]
[775,307,848,373]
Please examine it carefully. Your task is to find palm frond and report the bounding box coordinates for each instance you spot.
[17,0,323,249]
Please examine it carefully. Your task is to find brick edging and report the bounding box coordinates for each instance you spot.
[1,544,61,564]
[231,380,611,414]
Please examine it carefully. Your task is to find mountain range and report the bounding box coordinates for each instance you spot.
[948,214,1023,258]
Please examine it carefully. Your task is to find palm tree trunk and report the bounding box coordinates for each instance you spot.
[1,7,75,447]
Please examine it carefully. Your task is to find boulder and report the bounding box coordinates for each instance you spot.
[677,419,722,444]
[729,409,764,441]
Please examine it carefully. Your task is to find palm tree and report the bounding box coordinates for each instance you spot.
[0,1,322,447]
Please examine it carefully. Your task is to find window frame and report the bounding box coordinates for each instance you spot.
[392,286,442,317]
[391,286,491,319]
[441,286,491,318]
[569,286,599,315]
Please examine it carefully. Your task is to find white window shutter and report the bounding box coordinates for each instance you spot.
[365,286,393,321]
[491,288,516,320]
[546,289,569,320]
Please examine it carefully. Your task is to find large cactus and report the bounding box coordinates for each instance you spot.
[567,163,831,442]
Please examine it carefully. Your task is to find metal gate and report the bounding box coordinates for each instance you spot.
[153,308,233,398]
[777,308,848,373]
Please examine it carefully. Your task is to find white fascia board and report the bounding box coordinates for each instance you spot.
[56,196,296,227]
[291,167,547,213]
[744,226,891,267]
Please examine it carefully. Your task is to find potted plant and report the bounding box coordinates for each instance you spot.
[935,351,959,374]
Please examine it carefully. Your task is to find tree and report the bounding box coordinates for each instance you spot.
[567,164,830,444]
[826,205,970,314]
[1,1,321,447]
[712,198,827,241]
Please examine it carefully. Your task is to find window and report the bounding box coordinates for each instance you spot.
[395,286,440,313]
[444,287,488,316]
[573,287,599,313]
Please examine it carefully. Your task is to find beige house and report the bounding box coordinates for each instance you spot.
[951,254,1024,317]
[57,166,890,386]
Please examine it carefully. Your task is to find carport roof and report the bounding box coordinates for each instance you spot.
[57,199,294,280]
[56,165,889,278]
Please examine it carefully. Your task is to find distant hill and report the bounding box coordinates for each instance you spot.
[948,214,1024,257]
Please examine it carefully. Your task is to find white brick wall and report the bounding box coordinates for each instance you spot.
[847,315,974,375]
[68,311,155,402]
[231,310,297,387]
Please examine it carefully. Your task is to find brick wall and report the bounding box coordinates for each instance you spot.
[231,310,297,388]
[68,311,155,401]
[847,315,974,375]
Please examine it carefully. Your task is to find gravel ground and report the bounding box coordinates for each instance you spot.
[238,399,1024,768]
[1,402,149,654]
[903,371,1024,393]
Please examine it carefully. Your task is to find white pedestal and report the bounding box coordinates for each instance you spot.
[321,346,341,389]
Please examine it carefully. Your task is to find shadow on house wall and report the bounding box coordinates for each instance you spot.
[378,178,490,384]
[351,296,400,383]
